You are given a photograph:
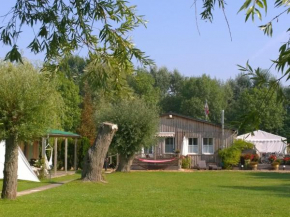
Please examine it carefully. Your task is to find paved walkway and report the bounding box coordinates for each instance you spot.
[17,179,75,197]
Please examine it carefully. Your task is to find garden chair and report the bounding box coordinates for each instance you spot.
[197,160,207,170]
[208,164,222,170]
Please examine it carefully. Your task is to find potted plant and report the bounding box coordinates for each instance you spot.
[283,157,290,165]
[268,155,277,163]
[175,149,180,157]
[250,154,259,170]
[243,154,253,169]
[272,159,281,170]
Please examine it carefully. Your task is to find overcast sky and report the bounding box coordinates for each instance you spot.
[0,1,289,82]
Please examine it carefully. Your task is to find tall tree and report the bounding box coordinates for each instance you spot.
[55,73,81,132]
[229,87,285,133]
[127,69,160,108]
[82,122,118,182]
[0,61,62,199]
[198,0,290,130]
[78,83,96,145]
[96,99,158,172]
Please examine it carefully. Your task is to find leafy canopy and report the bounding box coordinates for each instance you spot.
[0,61,63,141]
[96,98,159,159]
[1,0,152,80]
[198,0,290,131]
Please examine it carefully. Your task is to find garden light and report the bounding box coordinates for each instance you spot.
[283,165,286,170]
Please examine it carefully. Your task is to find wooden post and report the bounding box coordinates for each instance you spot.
[116,153,119,170]
[41,137,46,158]
[74,138,77,171]
[54,138,58,176]
[65,138,68,173]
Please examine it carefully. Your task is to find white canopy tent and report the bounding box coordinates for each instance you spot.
[0,141,40,182]
[237,130,287,154]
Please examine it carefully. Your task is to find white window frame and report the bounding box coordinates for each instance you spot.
[188,138,198,154]
[202,138,214,154]
[165,137,175,153]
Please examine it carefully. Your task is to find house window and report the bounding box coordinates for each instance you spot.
[144,146,154,154]
[165,138,175,153]
[203,138,214,154]
[188,138,198,154]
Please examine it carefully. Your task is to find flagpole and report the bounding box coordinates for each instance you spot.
[204,100,209,121]
[222,110,225,149]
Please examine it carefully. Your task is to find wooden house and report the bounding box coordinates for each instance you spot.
[132,112,237,169]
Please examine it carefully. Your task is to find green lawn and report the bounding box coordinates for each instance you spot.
[0,173,80,192]
[1,171,290,217]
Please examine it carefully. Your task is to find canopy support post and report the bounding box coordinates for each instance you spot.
[65,138,68,173]
[74,138,78,171]
[54,138,58,176]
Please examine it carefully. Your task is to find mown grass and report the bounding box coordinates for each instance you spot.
[1,171,290,217]
[0,173,80,192]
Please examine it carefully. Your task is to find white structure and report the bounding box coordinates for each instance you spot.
[0,141,40,182]
[237,130,287,154]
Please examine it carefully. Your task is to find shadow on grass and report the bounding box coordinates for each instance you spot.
[222,184,290,198]
[247,172,290,180]
[221,172,290,198]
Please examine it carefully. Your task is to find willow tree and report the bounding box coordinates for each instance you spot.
[0,62,62,200]
[1,0,152,82]
[96,99,159,172]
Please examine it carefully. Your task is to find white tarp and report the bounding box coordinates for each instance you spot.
[0,141,40,182]
[237,130,287,154]
[182,136,188,156]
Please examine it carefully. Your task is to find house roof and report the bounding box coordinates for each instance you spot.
[47,129,81,138]
[160,112,236,131]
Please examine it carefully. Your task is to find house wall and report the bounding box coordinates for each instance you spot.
[157,115,236,167]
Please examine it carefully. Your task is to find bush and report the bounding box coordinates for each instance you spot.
[181,155,191,169]
[218,139,255,169]
[218,148,241,169]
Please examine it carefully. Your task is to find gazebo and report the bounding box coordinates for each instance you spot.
[42,129,81,176]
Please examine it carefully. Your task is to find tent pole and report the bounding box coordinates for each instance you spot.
[54,138,58,176]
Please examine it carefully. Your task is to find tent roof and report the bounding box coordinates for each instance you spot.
[47,129,80,138]
[0,141,40,182]
[237,130,286,142]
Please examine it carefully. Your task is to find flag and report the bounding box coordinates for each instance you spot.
[204,100,209,119]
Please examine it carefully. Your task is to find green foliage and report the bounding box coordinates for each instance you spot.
[78,137,91,169]
[200,1,290,123]
[229,87,285,133]
[55,73,81,132]
[0,61,63,141]
[96,98,159,159]
[127,69,161,108]
[1,0,151,66]
[219,139,254,169]
[181,156,191,169]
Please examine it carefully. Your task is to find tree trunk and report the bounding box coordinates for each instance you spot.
[1,136,19,199]
[116,154,135,172]
[82,122,117,182]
